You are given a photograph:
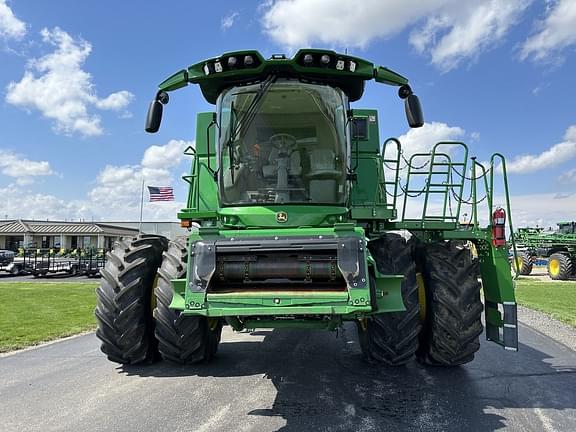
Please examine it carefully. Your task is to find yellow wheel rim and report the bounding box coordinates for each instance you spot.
[416,272,427,322]
[549,259,560,277]
[469,242,478,259]
[515,257,523,272]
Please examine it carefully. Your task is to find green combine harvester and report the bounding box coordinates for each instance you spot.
[515,222,576,280]
[95,49,518,367]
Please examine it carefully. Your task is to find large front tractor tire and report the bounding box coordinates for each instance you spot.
[357,233,421,366]
[95,235,168,364]
[547,252,574,280]
[416,241,483,366]
[154,238,222,364]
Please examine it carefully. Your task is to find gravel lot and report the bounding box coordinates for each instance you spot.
[519,305,576,351]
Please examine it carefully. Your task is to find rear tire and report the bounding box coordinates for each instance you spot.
[154,238,222,364]
[357,233,421,366]
[416,241,483,366]
[518,253,533,276]
[548,253,573,280]
[95,235,168,364]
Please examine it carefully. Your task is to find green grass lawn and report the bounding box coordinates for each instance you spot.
[0,282,98,353]
[515,278,576,327]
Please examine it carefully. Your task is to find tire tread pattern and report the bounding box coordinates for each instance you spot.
[95,235,168,364]
[154,237,222,364]
[358,233,421,366]
[417,241,483,366]
[519,253,533,276]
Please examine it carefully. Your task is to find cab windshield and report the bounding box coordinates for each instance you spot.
[218,78,348,206]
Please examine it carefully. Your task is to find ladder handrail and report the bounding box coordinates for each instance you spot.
[381,137,401,210]
[182,146,200,211]
[490,153,520,277]
[431,142,468,223]
[469,158,491,231]
[401,142,468,226]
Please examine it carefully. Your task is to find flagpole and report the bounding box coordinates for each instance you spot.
[138,179,145,235]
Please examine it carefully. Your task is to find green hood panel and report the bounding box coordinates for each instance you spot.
[218,205,348,228]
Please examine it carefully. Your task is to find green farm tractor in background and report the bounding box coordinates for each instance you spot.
[95,50,518,367]
[515,222,576,280]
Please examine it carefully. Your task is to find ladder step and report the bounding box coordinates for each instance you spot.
[409,171,449,175]
[431,161,466,165]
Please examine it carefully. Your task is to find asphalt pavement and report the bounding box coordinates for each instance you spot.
[1,320,575,431]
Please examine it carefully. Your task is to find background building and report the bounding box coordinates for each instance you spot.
[0,220,187,251]
[106,221,187,241]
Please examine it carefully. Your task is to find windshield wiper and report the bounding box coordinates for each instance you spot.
[230,74,277,143]
[227,75,277,183]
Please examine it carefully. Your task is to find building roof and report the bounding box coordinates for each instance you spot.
[0,219,139,236]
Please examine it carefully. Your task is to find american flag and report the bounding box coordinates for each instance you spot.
[148,186,174,202]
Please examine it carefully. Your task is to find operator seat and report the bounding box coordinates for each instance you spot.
[262,148,301,177]
[304,148,341,203]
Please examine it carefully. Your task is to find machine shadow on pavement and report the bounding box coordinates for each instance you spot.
[119,324,576,432]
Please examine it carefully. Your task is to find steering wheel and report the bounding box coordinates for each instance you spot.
[269,133,298,156]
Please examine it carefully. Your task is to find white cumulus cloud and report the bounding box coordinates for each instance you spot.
[411,0,531,71]
[521,0,576,62]
[94,90,134,110]
[0,140,192,221]
[396,121,466,159]
[0,184,87,220]
[221,11,239,30]
[558,167,576,183]
[261,0,530,71]
[507,125,576,174]
[508,193,576,228]
[0,0,26,40]
[0,149,54,185]
[384,121,466,200]
[141,139,189,170]
[5,27,134,137]
[262,0,446,49]
[88,139,192,217]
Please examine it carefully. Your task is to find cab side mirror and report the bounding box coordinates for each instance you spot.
[405,94,424,128]
[145,91,169,133]
[398,85,424,128]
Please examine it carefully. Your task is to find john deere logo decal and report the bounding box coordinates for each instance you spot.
[276,211,288,223]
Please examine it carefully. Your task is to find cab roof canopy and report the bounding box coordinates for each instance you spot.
[158,49,409,104]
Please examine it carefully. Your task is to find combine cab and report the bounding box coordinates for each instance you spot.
[96,50,518,366]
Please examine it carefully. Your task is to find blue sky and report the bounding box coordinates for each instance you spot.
[0,0,575,227]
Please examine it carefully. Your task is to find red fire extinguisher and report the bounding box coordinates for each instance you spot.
[492,207,506,247]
